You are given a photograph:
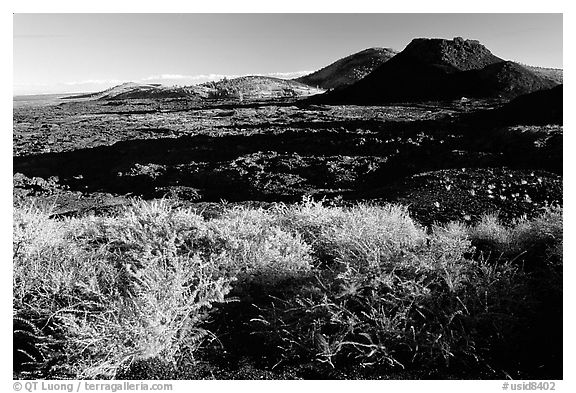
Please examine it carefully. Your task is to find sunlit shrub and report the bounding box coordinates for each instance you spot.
[13,199,562,378]
[13,200,233,378]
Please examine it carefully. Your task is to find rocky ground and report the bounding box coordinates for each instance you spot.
[14,95,561,225]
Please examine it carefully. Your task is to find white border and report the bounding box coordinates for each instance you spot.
[3,2,573,392]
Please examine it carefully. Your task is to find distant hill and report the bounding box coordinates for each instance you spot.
[295,47,397,90]
[316,37,559,104]
[65,77,324,102]
[200,76,324,100]
[64,82,209,101]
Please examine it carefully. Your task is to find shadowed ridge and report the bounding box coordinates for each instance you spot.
[452,61,558,99]
[463,84,563,126]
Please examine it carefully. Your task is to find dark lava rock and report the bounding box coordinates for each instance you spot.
[188,152,389,201]
[376,167,562,226]
[400,37,502,71]
[116,357,177,380]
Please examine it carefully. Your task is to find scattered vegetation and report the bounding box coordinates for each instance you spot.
[13,198,562,379]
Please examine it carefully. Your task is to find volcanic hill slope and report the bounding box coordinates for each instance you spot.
[200,76,324,100]
[317,37,559,104]
[295,47,398,90]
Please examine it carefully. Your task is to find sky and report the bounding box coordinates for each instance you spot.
[13,13,563,95]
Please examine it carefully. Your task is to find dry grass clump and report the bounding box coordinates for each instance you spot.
[250,202,561,374]
[251,205,534,371]
[210,207,313,288]
[468,207,562,269]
